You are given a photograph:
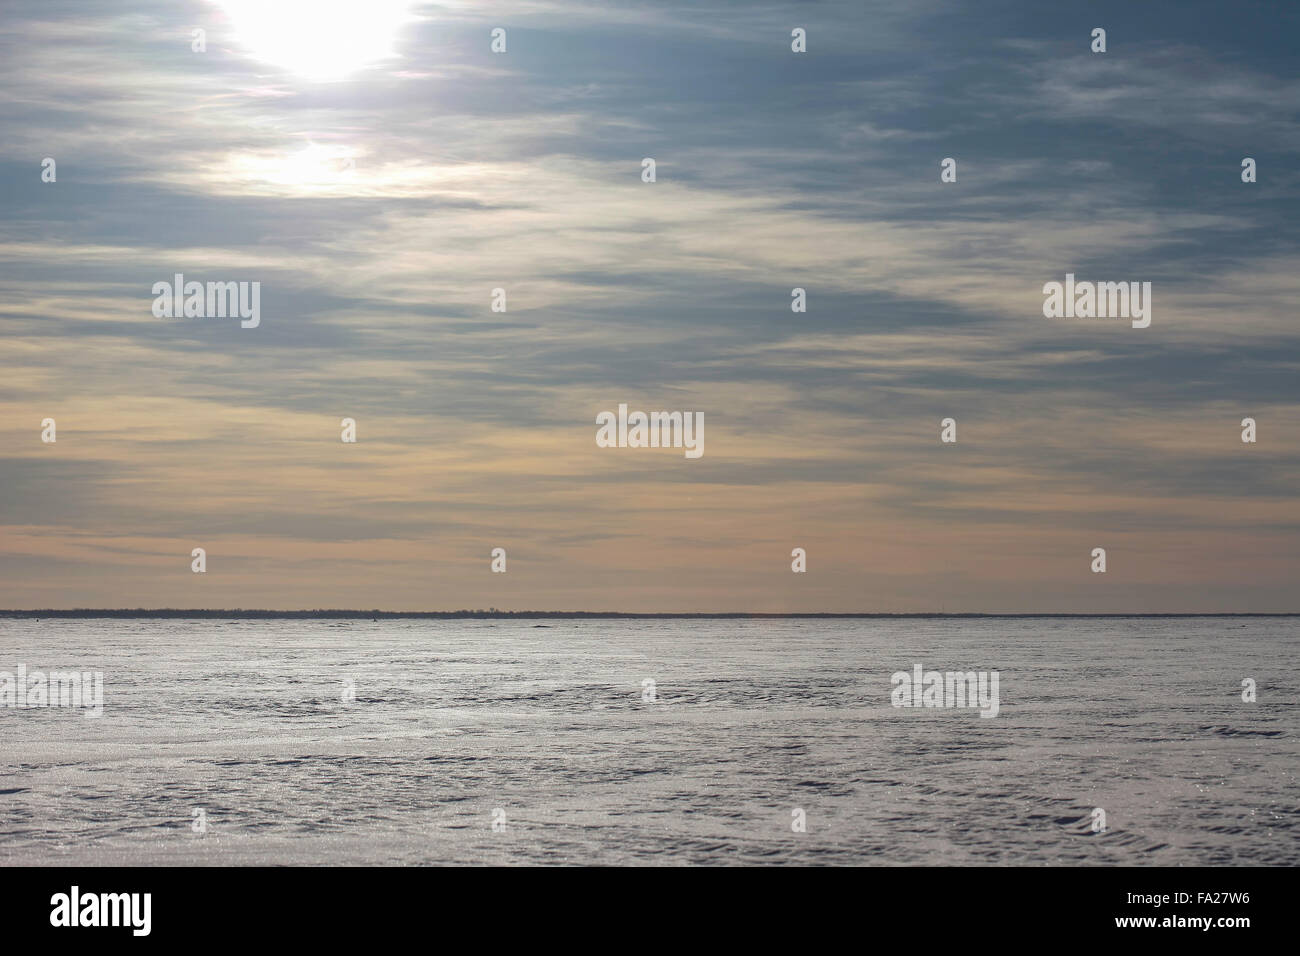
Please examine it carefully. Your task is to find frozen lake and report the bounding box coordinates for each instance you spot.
[1,617,1296,865]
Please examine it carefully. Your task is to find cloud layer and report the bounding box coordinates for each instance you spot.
[2,0,1297,611]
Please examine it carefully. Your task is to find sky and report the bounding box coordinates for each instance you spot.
[1,0,1297,612]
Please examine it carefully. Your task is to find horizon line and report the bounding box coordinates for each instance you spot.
[2,609,1298,619]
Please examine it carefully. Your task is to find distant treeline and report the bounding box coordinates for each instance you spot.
[0,609,1294,619]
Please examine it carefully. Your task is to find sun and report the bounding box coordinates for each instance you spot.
[215,0,416,81]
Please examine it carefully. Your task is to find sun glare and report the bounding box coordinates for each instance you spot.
[216,0,415,80]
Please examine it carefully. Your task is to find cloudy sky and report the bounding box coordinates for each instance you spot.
[1,0,1297,612]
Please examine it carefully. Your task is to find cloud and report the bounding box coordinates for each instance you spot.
[0,0,1297,610]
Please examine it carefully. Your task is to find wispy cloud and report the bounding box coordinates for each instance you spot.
[1,0,1297,610]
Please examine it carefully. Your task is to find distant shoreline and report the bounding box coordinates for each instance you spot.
[1,610,1296,619]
